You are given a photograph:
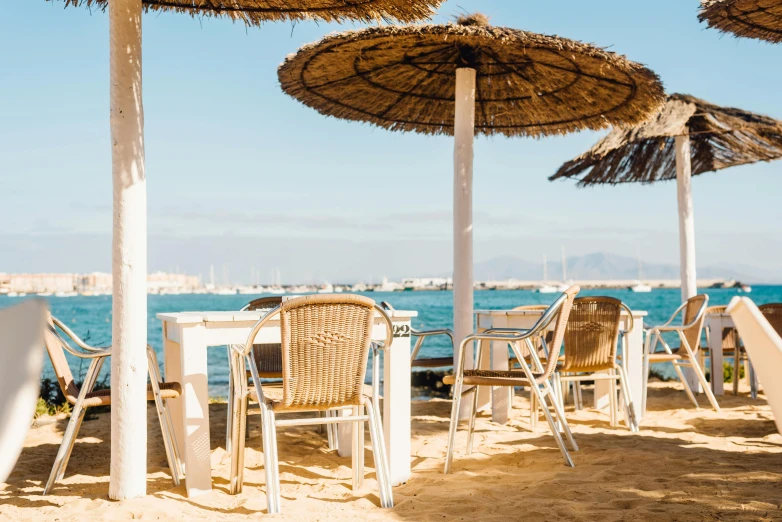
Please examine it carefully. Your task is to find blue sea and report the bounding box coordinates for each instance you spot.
[5,286,781,397]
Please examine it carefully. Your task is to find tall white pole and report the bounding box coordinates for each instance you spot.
[453,68,476,369]
[675,134,697,301]
[109,0,148,500]
[675,134,700,392]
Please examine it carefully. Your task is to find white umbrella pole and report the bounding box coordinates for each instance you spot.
[675,134,700,391]
[675,134,697,301]
[453,67,476,374]
[108,0,148,500]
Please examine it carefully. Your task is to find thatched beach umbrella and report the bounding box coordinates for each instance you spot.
[278,13,665,359]
[699,0,782,43]
[551,93,782,300]
[50,0,441,500]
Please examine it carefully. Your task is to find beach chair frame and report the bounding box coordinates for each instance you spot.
[227,294,393,514]
[41,315,183,495]
[642,295,720,412]
[443,286,580,473]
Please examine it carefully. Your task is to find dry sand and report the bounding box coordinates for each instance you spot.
[2,381,781,521]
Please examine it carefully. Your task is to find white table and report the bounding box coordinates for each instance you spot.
[474,308,647,422]
[157,308,417,498]
[704,312,730,396]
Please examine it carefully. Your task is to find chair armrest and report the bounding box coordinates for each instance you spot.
[410,328,455,362]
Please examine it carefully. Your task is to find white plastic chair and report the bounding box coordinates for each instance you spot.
[726,297,782,434]
[0,299,48,482]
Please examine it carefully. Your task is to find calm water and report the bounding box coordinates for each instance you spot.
[5,286,781,397]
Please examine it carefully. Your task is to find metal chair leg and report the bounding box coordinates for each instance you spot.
[543,379,578,452]
[43,400,85,495]
[266,409,282,514]
[365,400,393,508]
[688,354,720,412]
[616,364,639,432]
[466,386,479,454]
[352,406,364,493]
[444,375,464,474]
[733,352,740,396]
[672,361,700,408]
[609,371,618,428]
[532,381,574,467]
[749,360,758,400]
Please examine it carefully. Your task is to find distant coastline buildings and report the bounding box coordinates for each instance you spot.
[0,271,740,297]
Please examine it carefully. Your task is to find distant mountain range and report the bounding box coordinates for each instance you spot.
[473,252,779,284]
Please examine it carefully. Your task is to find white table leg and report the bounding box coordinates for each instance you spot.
[162,323,184,460]
[708,317,725,396]
[383,320,411,486]
[488,314,510,424]
[626,316,645,421]
[177,324,212,497]
[601,315,645,421]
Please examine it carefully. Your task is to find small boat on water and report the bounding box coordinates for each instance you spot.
[629,259,652,292]
[536,255,558,293]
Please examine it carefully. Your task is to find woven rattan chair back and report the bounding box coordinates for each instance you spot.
[759,303,782,337]
[537,286,579,381]
[42,316,79,403]
[278,294,376,411]
[682,295,708,353]
[706,305,740,351]
[242,296,284,376]
[560,297,622,373]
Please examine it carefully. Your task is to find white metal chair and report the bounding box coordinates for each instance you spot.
[41,314,183,495]
[443,286,581,472]
[0,299,48,483]
[642,294,720,412]
[227,294,393,514]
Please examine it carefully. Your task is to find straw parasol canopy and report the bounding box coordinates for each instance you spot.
[550,93,782,185]
[54,0,442,24]
[278,13,665,375]
[278,13,666,138]
[699,0,782,43]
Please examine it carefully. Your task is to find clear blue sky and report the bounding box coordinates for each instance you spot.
[1,0,781,283]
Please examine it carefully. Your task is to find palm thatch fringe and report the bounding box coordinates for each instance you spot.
[50,0,442,25]
[278,14,665,138]
[550,93,782,185]
[699,0,782,44]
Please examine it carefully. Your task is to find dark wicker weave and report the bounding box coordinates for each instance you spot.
[560,297,623,373]
[759,303,782,337]
[243,296,284,378]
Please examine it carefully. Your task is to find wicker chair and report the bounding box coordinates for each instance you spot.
[759,303,782,337]
[556,297,638,431]
[443,286,581,472]
[41,315,183,495]
[643,295,719,412]
[225,296,285,458]
[227,294,393,514]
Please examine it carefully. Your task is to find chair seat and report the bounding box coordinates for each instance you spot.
[249,384,375,412]
[411,357,453,369]
[443,370,535,387]
[77,382,182,408]
[646,351,685,362]
[509,355,565,366]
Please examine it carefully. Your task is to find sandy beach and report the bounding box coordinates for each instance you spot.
[2,381,781,521]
